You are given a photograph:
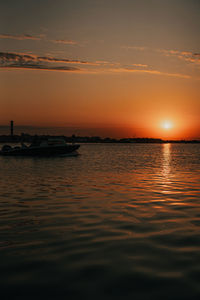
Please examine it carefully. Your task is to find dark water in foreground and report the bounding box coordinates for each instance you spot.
[0,143,200,299]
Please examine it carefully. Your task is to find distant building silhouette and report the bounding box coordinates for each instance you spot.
[10,120,14,136]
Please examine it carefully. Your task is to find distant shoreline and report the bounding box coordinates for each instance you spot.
[0,134,199,144]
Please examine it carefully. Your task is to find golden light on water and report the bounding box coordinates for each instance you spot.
[162,143,171,178]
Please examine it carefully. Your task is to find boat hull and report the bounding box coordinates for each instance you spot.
[0,144,80,156]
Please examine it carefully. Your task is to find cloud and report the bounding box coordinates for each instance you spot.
[0,52,35,62]
[36,55,89,64]
[2,62,78,72]
[0,52,80,71]
[51,39,77,45]
[0,51,194,78]
[0,52,90,64]
[0,52,118,69]
[0,33,79,46]
[130,63,148,68]
[121,46,146,51]
[0,33,44,41]
[104,67,191,79]
[158,49,200,65]
[122,45,200,66]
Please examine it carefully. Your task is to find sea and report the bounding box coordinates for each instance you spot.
[0,143,200,299]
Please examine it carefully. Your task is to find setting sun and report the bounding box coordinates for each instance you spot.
[161,121,173,130]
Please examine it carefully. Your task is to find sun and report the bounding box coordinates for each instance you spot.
[161,121,173,130]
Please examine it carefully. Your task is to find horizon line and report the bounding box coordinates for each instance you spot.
[0,133,199,142]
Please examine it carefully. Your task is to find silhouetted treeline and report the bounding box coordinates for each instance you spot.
[0,133,199,144]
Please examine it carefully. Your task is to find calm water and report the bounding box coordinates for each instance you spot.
[0,143,200,299]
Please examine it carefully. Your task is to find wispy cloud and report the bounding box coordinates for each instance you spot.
[0,33,79,46]
[3,63,78,72]
[0,51,195,79]
[122,45,200,66]
[0,52,123,70]
[158,49,200,65]
[0,52,119,71]
[102,67,191,79]
[51,39,77,45]
[0,52,93,64]
[0,52,80,72]
[130,63,148,68]
[0,33,44,41]
[121,46,147,51]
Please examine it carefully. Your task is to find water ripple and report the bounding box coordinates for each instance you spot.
[0,143,200,298]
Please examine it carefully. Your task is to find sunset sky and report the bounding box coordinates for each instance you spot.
[0,0,200,139]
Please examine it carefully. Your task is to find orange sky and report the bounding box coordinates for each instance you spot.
[0,0,200,139]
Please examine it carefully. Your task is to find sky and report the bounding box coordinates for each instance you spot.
[0,0,200,139]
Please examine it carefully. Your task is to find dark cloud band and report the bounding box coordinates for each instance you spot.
[0,52,84,71]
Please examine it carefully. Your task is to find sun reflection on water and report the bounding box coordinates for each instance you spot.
[160,143,172,195]
[162,143,171,178]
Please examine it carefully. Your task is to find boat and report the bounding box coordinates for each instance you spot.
[0,138,80,157]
